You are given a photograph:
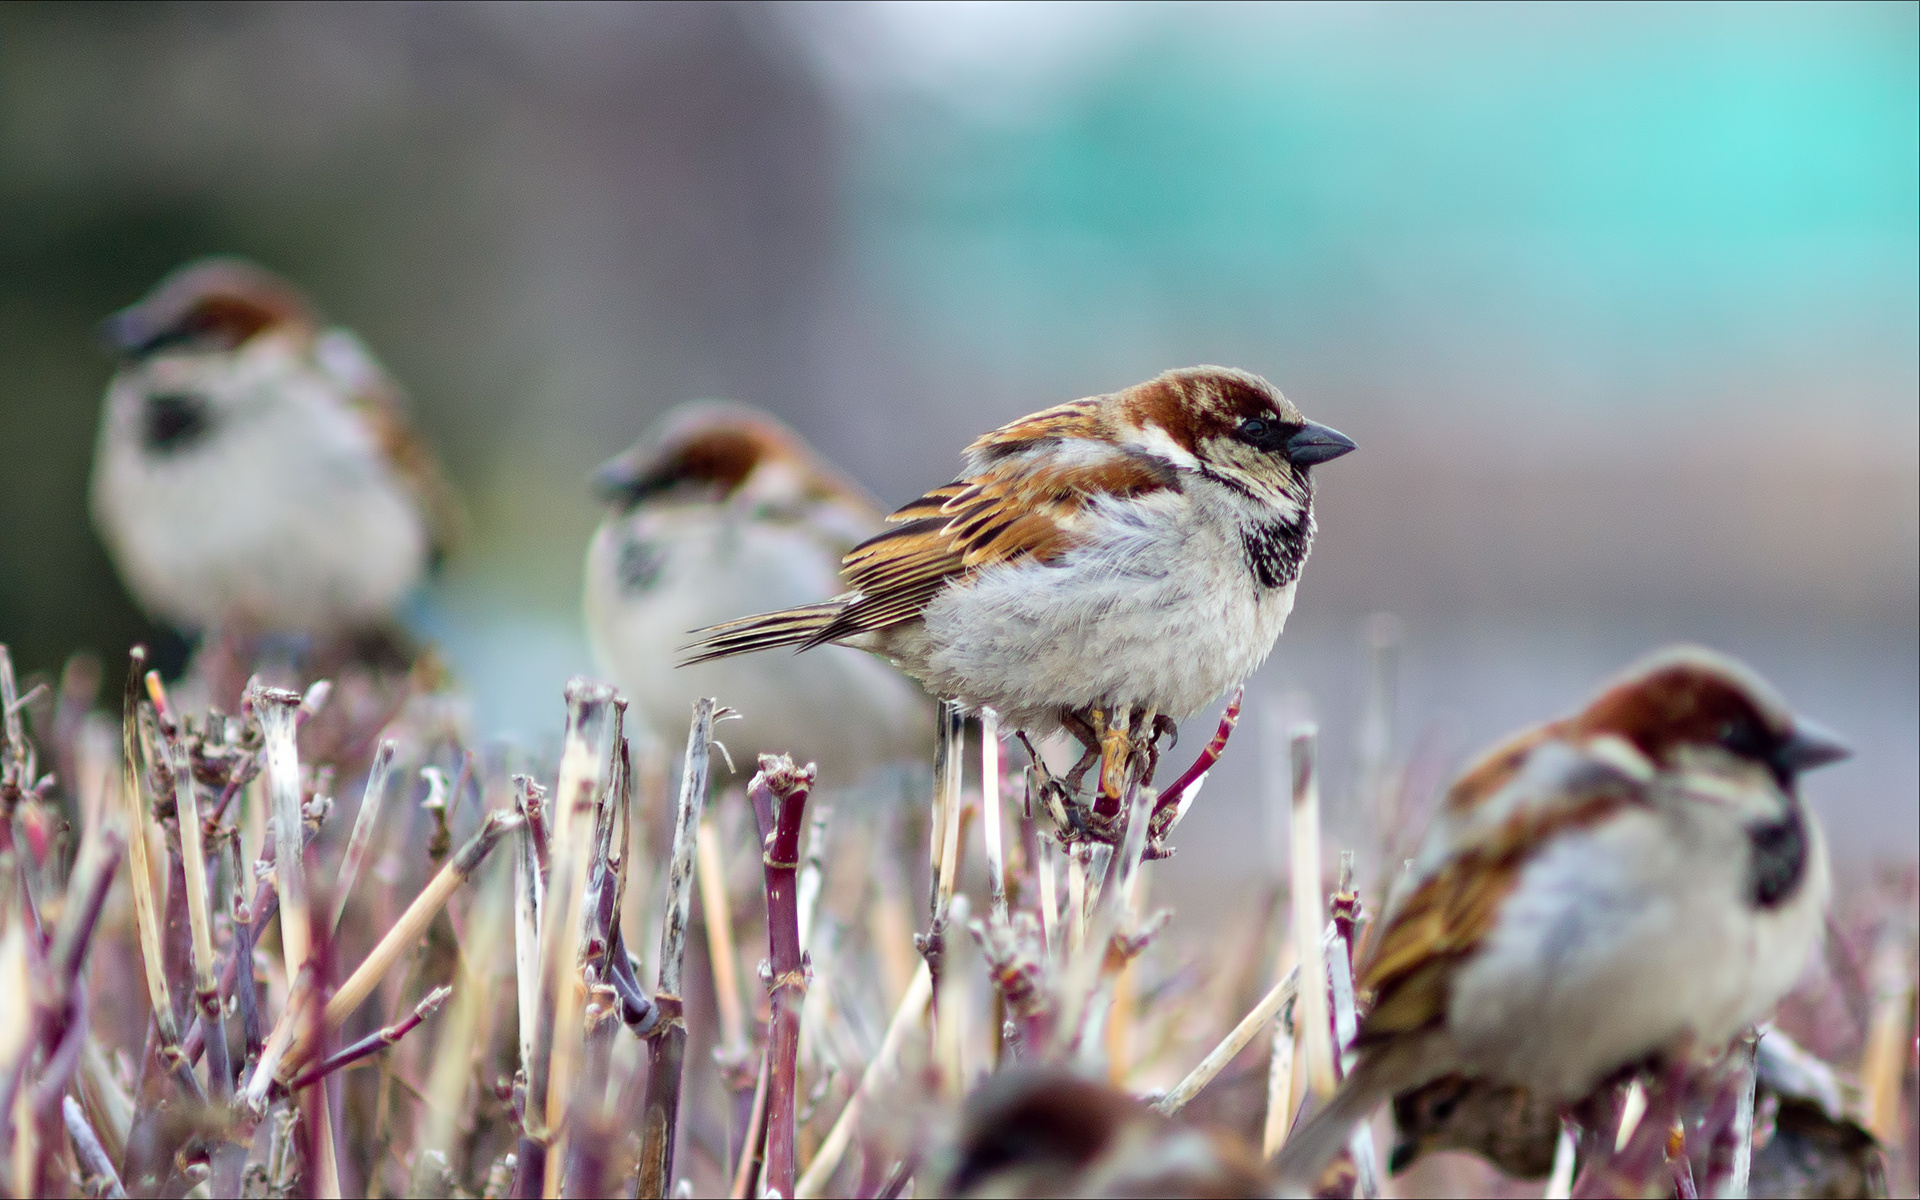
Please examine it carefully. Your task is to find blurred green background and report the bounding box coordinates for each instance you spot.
[1,2,1913,872]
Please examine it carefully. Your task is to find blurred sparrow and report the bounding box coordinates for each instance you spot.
[1276,646,1847,1184]
[585,403,933,788]
[684,366,1355,806]
[90,258,459,639]
[937,1068,1268,1198]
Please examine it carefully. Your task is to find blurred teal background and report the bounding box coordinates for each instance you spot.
[1,2,1913,873]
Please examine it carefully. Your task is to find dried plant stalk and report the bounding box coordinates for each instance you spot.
[697,818,748,1054]
[1860,926,1914,1146]
[1155,967,1300,1115]
[533,679,618,1196]
[634,697,716,1200]
[1289,724,1336,1099]
[980,708,1006,922]
[1260,937,1299,1158]
[62,1095,126,1200]
[1327,857,1381,1199]
[330,737,396,935]
[307,808,521,1044]
[750,755,816,1200]
[151,673,231,1101]
[793,962,933,1200]
[118,650,181,1054]
[254,685,312,977]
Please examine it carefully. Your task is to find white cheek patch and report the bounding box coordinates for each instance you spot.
[1132,423,1202,472]
[1585,733,1657,784]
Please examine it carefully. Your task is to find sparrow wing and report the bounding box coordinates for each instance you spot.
[1358,733,1648,1043]
[315,329,465,565]
[811,439,1177,644]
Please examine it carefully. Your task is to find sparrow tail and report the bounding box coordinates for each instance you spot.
[1273,1043,1447,1190]
[679,601,848,665]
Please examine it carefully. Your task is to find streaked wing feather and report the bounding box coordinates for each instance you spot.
[1357,739,1647,1043]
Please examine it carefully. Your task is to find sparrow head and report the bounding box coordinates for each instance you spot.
[1572,644,1850,792]
[938,1067,1267,1198]
[102,258,315,361]
[592,401,874,517]
[1111,366,1355,519]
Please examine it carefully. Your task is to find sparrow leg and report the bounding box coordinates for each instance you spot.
[1097,704,1134,809]
[1132,708,1166,784]
[1059,709,1103,796]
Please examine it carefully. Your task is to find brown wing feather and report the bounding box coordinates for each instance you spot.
[811,450,1173,646]
[1357,742,1645,1043]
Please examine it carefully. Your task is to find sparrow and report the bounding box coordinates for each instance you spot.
[1275,645,1848,1185]
[584,403,934,788]
[935,1067,1269,1198]
[683,366,1355,805]
[90,258,460,640]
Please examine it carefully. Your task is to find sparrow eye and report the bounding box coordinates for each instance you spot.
[1716,717,1770,762]
[1235,417,1286,449]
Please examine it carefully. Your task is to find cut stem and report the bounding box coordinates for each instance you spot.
[634,698,716,1200]
[1289,724,1336,1100]
[750,756,817,1200]
[1154,967,1299,1116]
[282,985,451,1094]
[330,738,396,935]
[980,708,1005,923]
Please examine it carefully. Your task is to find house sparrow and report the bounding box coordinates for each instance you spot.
[683,366,1355,806]
[1275,645,1848,1185]
[934,1067,1269,1198]
[90,258,459,640]
[584,403,933,788]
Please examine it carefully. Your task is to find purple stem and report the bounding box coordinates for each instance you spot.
[751,756,817,1200]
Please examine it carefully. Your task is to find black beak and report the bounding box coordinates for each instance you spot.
[1286,421,1357,466]
[592,449,658,504]
[1775,719,1851,776]
[99,305,158,357]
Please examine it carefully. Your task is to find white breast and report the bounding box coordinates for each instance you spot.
[909,486,1296,733]
[1444,794,1828,1099]
[90,338,428,633]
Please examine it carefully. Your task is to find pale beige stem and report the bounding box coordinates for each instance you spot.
[1036,835,1058,959]
[330,739,397,935]
[254,687,311,979]
[537,680,619,1198]
[1154,967,1299,1116]
[1289,725,1335,1099]
[1861,926,1915,1146]
[980,709,1005,923]
[697,817,747,1053]
[793,962,932,1200]
[116,654,179,1054]
[1260,937,1299,1158]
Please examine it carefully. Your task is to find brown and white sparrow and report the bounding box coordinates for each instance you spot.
[683,366,1355,799]
[936,1068,1269,1198]
[1276,645,1848,1184]
[585,403,933,787]
[90,258,460,639]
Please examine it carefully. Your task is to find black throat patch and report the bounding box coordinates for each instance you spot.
[142,392,212,455]
[1747,805,1808,909]
[1241,508,1315,590]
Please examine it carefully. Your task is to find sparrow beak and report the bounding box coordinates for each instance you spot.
[1286,421,1357,466]
[592,448,659,504]
[1775,719,1852,776]
[99,304,160,358]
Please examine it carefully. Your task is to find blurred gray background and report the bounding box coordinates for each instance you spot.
[1,2,1913,880]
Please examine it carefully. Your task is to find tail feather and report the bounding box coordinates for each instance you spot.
[679,601,847,665]
[1272,1041,1451,1192]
